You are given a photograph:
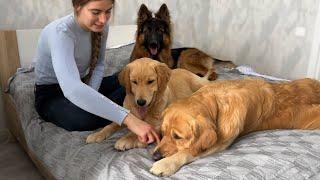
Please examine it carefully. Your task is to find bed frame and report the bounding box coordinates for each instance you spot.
[0,30,56,180]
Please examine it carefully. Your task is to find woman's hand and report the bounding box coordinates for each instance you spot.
[123,113,160,144]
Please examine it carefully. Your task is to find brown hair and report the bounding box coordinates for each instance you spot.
[72,0,115,84]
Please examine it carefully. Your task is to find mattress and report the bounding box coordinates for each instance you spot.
[7,44,320,180]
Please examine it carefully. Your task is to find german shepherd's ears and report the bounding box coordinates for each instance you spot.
[118,66,131,94]
[155,63,171,95]
[155,4,170,24]
[137,4,152,27]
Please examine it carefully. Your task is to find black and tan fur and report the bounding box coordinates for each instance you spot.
[130,4,235,81]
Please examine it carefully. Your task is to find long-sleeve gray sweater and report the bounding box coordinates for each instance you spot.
[34,14,129,125]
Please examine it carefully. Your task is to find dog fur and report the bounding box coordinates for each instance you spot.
[130,3,226,81]
[150,78,320,176]
[86,58,209,150]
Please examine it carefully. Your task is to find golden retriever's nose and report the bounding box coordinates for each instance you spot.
[152,150,163,161]
[137,99,147,106]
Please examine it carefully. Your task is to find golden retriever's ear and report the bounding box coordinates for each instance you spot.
[191,115,217,156]
[118,66,131,94]
[155,63,171,94]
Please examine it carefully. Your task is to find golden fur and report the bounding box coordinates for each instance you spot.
[150,78,320,176]
[86,58,209,150]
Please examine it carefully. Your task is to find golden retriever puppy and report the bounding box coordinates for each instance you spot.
[86,58,209,150]
[150,78,320,176]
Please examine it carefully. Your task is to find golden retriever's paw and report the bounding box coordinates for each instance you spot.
[114,137,147,151]
[150,158,180,176]
[86,132,106,144]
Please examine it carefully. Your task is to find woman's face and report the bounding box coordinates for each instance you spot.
[76,0,113,32]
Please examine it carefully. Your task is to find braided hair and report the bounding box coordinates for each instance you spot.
[84,32,103,83]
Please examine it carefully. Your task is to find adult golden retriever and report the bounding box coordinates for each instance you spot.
[150,78,320,176]
[86,58,209,150]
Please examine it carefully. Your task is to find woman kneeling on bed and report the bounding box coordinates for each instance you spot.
[33,0,160,144]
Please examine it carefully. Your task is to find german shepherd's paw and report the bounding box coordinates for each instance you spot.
[150,158,179,176]
[86,132,107,143]
[114,133,147,151]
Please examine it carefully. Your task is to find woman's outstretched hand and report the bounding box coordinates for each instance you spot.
[123,113,160,144]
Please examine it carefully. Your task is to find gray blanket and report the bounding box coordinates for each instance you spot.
[7,44,320,180]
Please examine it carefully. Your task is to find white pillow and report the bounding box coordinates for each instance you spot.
[16,29,42,68]
[16,25,137,68]
[107,25,136,49]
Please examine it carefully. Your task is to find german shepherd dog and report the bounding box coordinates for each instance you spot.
[130,4,234,81]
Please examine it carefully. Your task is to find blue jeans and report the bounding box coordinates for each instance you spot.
[34,74,126,131]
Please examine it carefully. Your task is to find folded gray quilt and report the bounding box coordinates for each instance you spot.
[7,44,320,180]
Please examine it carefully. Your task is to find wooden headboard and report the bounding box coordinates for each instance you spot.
[0,31,21,90]
[0,30,56,179]
[0,30,21,138]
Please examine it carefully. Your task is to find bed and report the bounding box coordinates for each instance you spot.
[1,28,320,180]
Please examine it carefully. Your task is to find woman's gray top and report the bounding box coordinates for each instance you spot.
[34,14,129,125]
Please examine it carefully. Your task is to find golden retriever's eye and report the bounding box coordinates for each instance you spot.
[132,80,138,85]
[147,80,154,84]
[172,132,182,140]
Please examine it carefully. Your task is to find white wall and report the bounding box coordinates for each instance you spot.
[113,0,320,80]
[1,0,319,79]
[0,0,72,29]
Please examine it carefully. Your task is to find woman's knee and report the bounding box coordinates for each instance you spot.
[45,101,103,131]
[36,89,111,131]
[55,114,102,131]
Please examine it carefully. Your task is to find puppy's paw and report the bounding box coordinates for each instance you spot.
[114,136,147,151]
[86,132,106,144]
[150,158,180,176]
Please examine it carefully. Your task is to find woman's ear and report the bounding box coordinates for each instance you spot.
[75,6,82,15]
[155,63,171,95]
[118,66,131,94]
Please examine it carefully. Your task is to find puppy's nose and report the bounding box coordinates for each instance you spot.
[152,150,163,161]
[137,99,146,106]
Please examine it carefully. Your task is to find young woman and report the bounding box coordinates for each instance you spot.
[34,0,159,144]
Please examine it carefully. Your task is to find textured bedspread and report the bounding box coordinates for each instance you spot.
[8,44,320,180]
